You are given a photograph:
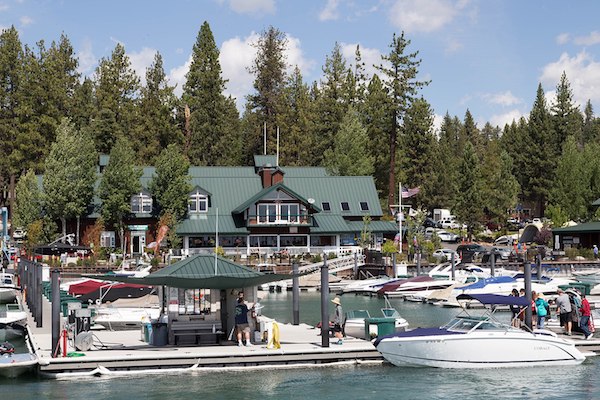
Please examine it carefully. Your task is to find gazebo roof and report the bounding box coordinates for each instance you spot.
[87,254,314,289]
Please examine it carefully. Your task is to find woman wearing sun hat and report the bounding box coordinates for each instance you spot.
[331,297,344,345]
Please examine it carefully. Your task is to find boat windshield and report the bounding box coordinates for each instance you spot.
[443,316,503,332]
[346,310,370,319]
[381,308,400,318]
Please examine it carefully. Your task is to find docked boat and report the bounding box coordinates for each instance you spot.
[374,293,586,368]
[0,326,38,378]
[93,306,161,330]
[344,301,409,339]
[65,278,154,303]
[0,273,18,303]
[341,276,404,295]
[572,269,600,285]
[380,275,470,301]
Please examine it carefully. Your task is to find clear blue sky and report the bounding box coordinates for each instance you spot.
[3,0,600,130]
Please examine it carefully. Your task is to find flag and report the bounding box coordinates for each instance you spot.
[401,186,420,199]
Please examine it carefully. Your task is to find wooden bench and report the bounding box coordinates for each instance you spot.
[171,320,223,345]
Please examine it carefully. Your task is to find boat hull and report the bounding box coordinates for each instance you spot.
[0,288,17,304]
[0,354,38,378]
[345,319,408,339]
[376,331,586,368]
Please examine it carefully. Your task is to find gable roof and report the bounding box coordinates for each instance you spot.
[232,182,321,214]
[553,222,600,234]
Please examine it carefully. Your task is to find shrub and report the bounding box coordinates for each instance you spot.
[565,248,578,260]
[311,254,322,263]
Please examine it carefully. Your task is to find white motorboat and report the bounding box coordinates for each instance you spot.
[93,306,161,330]
[344,301,409,339]
[0,327,38,378]
[341,276,403,294]
[0,273,18,303]
[0,301,27,327]
[381,275,473,301]
[572,269,600,285]
[375,293,586,368]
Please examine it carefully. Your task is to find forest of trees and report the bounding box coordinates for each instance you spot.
[3,21,600,241]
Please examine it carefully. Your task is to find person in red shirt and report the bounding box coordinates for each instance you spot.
[579,294,593,340]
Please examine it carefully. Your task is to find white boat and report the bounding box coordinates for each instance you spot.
[0,301,27,327]
[375,293,586,368]
[572,269,600,285]
[344,302,409,339]
[0,326,38,378]
[341,276,403,294]
[0,273,18,303]
[382,275,472,301]
[93,305,161,330]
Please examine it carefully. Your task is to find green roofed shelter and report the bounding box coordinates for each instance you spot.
[87,254,315,289]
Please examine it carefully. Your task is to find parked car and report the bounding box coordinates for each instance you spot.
[494,235,516,246]
[423,217,441,229]
[432,248,461,262]
[456,243,488,262]
[436,230,460,243]
[12,227,26,240]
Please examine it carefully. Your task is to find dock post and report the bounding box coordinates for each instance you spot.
[392,253,397,278]
[451,253,456,280]
[292,261,300,325]
[354,252,358,279]
[35,261,42,327]
[321,254,329,347]
[524,261,532,329]
[416,247,421,276]
[490,248,495,277]
[51,269,61,358]
[536,254,542,281]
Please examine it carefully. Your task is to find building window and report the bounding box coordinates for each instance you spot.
[100,231,116,248]
[189,236,216,248]
[322,202,331,212]
[280,235,308,247]
[359,202,369,211]
[249,236,278,248]
[257,203,302,224]
[340,202,350,212]
[189,190,208,213]
[131,192,152,213]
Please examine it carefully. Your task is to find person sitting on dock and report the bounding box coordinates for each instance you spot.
[331,297,344,345]
[235,297,253,347]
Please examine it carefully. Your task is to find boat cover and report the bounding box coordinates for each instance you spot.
[459,275,516,290]
[373,327,463,347]
[456,293,530,307]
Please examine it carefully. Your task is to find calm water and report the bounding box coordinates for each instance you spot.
[2,292,599,399]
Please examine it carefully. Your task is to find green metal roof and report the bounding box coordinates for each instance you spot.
[592,198,600,206]
[87,254,313,289]
[311,215,353,233]
[552,222,600,233]
[232,182,321,214]
[176,215,248,235]
[346,220,399,234]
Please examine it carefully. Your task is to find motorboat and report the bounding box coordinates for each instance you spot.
[342,276,404,295]
[380,275,476,301]
[93,306,161,330]
[344,300,409,339]
[374,293,586,368]
[0,300,27,327]
[0,327,38,378]
[0,273,18,303]
[65,278,154,303]
[572,269,600,285]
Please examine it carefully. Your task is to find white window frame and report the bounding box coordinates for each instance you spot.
[189,190,208,213]
[131,192,152,213]
[257,202,302,224]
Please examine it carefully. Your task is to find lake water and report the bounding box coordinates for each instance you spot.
[2,292,599,399]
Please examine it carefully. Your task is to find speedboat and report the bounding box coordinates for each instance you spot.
[0,273,18,303]
[93,306,161,330]
[380,275,474,301]
[344,300,409,339]
[374,293,586,368]
[0,328,38,378]
[342,276,404,295]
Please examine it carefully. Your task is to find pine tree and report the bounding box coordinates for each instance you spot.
[462,109,481,154]
[93,43,140,153]
[323,106,374,176]
[149,144,192,221]
[453,142,483,239]
[362,74,392,197]
[400,98,436,209]
[551,72,583,155]
[480,144,520,224]
[376,32,429,209]
[43,119,97,243]
[526,84,555,216]
[246,26,288,158]
[550,136,589,221]
[183,21,238,166]
[135,52,180,163]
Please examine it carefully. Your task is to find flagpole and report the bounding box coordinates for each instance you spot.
[399,182,402,254]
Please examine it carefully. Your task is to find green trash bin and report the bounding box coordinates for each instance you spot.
[364,317,396,340]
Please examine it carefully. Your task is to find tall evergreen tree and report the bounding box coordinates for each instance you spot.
[135,52,180,163]
[376,32,429,209]
[246,26,288,159]
[148,144,192,221]
[98,137,141,251]
[313,43,350,165]
[551,72,583,155]
[526,83,555,216]
[400,98,436,209]
[480,144,520,224]
[453,142,483,239]
[183,22,239,166]
[362,74,392,198]
[43,119,97,243]
[93,43,140,154]
[550,136,589,221]
[323,106,374,176]
[462,109,481,153]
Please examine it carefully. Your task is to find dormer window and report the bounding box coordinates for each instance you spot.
[131,191,152,213]
[189,190,209,213]
[340,202,350,212]
[322,202,331,212]
[360,202,369,211]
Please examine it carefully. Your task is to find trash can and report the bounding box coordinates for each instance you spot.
[151,322,168,346]
[141,322,152,342]
[364,317,396,340]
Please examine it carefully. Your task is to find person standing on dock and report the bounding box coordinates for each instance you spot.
[556,288,572,336]
[235,297,253,347]
[579,294,593,340]
[331,297,344,345]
